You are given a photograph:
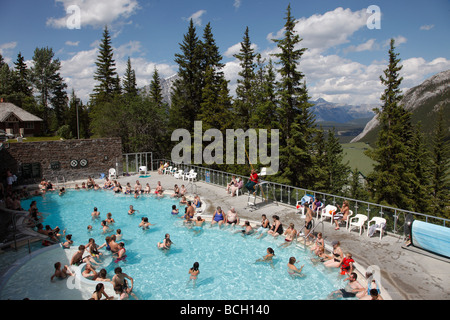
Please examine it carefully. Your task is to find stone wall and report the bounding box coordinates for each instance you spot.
[0,138,123,184]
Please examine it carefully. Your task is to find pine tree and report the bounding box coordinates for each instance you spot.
[29,47,66,134]
[430,106,450,218]
[409,122,432,214]
[92,26,117,102]
[326,128,350,195]
[13,52,33,98]
[365,39,414,209]
[311,126,329,192]
[169,19,204,132]
[271,5,316,187]
[233,26,257,130]
[149,68,164,108]
[122,57,137,97]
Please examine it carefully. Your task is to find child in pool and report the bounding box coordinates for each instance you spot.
[188,262,200,288]
[171,205,179,215]
[255,247,275,268]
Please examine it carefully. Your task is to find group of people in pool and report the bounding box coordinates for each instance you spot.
[46,174,380,300]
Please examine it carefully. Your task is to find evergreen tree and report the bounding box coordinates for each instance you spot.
[0,54,13,98]
[169,19,204,132]
[149,68,164,108]
[271,4,316,187]
[409,122,432,214]
[201,22,225,86]
[365,39,414,209]
[49,73,68,131]
[233,26,257,130]
[326,128,350,195]
[12,52,33,98]
[122,57,137,97]
[29,47,66,134]
[430,106,450,218]
[311,126,328,192]
[349,168,369,200]
[92,26,117,102]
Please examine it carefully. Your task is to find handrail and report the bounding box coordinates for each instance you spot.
[149,158,449,236]
[296,219,324,251]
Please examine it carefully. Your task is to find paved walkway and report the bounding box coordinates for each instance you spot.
[110,170,449,300]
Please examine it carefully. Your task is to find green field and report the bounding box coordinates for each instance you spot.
[341,142,376,177]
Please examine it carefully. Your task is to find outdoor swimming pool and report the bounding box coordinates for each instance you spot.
[20,190,348,300]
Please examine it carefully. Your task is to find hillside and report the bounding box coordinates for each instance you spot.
[352,69,450,146]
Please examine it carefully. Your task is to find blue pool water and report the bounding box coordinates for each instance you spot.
[22,190,346,300]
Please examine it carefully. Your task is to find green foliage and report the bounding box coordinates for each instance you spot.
[92,26,118,103]
[270,5,316,188]
[366,39,415,210]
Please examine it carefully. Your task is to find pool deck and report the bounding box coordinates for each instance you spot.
[112,171,450,300]
[2,171,449,300]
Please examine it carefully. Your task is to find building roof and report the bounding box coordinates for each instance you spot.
[0,102,43,122]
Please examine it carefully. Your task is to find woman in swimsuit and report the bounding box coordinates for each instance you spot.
[157,233,173,250]
[255,247,275,269]
[256,214,271,239]
[334,200,350,230]
[91,283,113,300]
[114,242,127,263]
[287,257,305,278]
[280,223,297,247]
[188,262,200,287]
[324,240,343,268]
[211,206,225,228]
[268,215,283,238]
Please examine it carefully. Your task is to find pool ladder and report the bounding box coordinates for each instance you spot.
[296,219,324,251]
[55,176,66,189]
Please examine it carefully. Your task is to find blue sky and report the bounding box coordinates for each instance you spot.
[1,0,449,106]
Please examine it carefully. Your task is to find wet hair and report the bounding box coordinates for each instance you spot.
[116,229,121,234]
[289,257,296,264]
[54,262,61,269]
[114,267,122,274]
[267,247,275,255]
[98,269,107,278]
[94,283,104,293]
[192,262,199,271]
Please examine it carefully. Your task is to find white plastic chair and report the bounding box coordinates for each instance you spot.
[174,169,184,179]
[183,169,195,180]
[320,205,337,224]
[187,172,197,182]
[348,214,368,235]
[164,166,172,175]
[108,168,117,179]
[367,217,386,239]
[139,166,148,175]
[295,201,307,218]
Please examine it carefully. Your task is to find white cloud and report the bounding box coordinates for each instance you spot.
[59,44,177,103]
[183,10,207,26]
[420,24,434,31]
[0,42,18,65]
[383,35,407,47]
[65,41,80,47]
[344,38,378,53]
[46,0,140,29]
[233,0,242,9]
[267,7,368,53]
[224,42,259,58]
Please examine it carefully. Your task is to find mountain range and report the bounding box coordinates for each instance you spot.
[140,75,375,124]
[352,69,450,145]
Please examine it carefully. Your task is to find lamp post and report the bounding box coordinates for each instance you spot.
[75,98,80,139]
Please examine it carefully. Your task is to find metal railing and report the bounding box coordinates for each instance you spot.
[123,152,153,175]
[150,158,449,237]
